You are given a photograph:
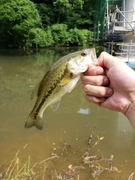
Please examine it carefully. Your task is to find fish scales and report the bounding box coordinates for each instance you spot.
[25,48,97,130]
[33,60,70,119]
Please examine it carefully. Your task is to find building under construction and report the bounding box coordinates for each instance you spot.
[94,0,135,62]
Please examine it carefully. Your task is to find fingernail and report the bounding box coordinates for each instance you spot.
[94,69,100,75]
[84,85,89,92]
[94,67,103,75]
[107,88,113,95]
[104,77,109,84]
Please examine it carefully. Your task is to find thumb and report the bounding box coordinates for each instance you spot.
[97,52,122,69]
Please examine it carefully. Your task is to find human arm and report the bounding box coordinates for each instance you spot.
[82,52,135,129]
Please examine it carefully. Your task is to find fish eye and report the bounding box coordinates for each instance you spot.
[81,51,87,56]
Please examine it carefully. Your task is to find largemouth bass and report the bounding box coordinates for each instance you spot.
[25,48,97,130]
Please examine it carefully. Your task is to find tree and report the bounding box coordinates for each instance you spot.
[35,0,95,29]
[53,0,72,23]
[0,0,43,48]
[36,3,55,27]
[51,24,69,46]
[68,28,93,46]
[0,0,96,48]
[66,0,95,29]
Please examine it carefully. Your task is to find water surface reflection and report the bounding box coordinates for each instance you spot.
[0,48,135,179]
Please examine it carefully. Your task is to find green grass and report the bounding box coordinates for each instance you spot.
[4,151,31,180]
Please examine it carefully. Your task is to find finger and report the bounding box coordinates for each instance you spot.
[84,85,113,97]
[85,95,106,104]
[84,66,104,76]
[82,75,109,86]
[98,51,123,69]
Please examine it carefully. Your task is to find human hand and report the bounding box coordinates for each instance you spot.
[82,52,135,129]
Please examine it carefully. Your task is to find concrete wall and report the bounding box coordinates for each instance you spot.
[125,0,135,11]
[122,0,135,54]
[122,0,135,28]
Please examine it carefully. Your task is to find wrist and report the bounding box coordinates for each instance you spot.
[125,100,135,130]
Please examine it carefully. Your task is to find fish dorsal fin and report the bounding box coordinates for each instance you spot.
[30,81,41,100]
[50,100,61,111]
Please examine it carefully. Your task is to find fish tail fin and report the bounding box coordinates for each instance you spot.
[25,113,43,130]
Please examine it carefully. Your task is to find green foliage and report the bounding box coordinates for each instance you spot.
[53,0,71,8]
[0,0,42,48]
[51,24,69,46]
[28,28,54,47]
[0,0,95,48]
[53,0,72,23]
[36,3,54,26]
[68,28,93,46]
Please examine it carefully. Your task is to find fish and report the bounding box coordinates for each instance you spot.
[25,48,97,130]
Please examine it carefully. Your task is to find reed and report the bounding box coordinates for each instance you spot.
[4,151,31,179]
[0,134,134,179]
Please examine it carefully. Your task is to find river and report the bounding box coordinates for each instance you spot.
[0,47,135,179]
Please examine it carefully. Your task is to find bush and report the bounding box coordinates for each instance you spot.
[28,28,54,48]
[0,0,42,48]
[51,24,69,46]
[68,28,93,46]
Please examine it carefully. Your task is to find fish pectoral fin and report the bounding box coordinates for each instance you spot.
[31,81,41,100]
[59,75,72,87]
[68,82,77,93]
[68,75,80,93]
[50,100,61,111]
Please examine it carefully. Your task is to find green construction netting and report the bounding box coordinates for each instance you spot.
[94,0,122,40]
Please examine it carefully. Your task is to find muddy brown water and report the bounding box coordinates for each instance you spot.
[0,48,135,179]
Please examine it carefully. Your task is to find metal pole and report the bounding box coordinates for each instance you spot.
[117,7,134,29]
[106,0,109,33]
[123,0,125,27]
